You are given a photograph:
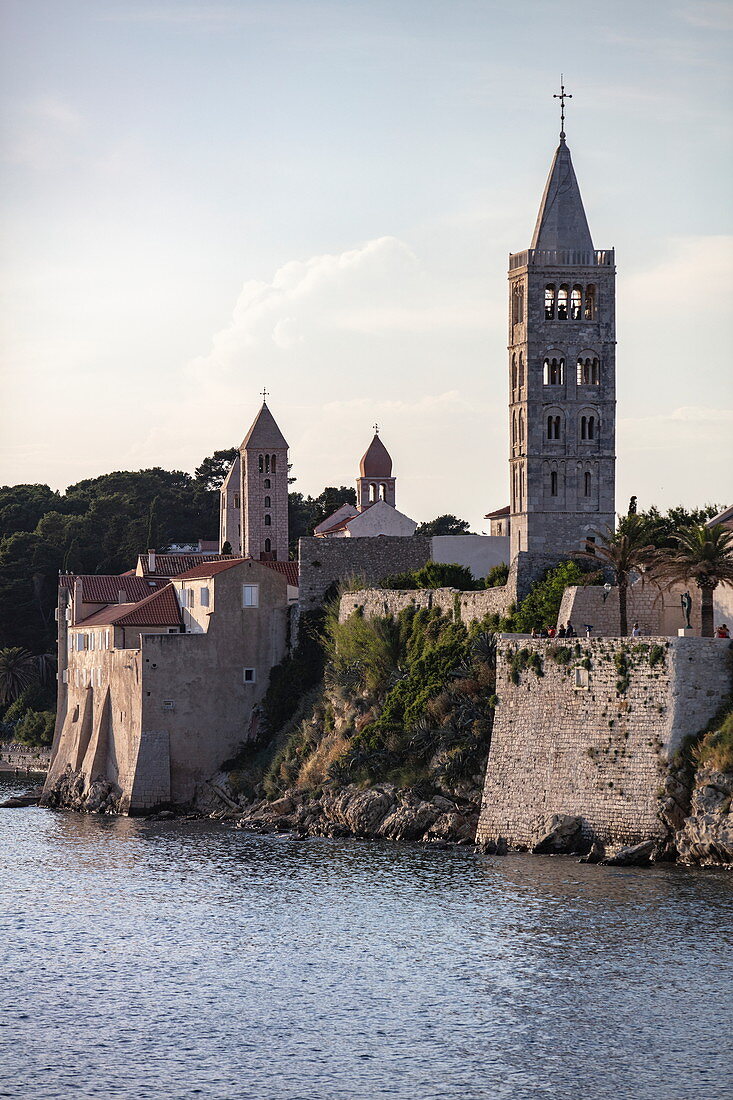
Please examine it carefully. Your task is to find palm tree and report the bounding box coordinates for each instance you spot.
[578,515,659,637]
[650,524,733,637]
[0,648,38,706]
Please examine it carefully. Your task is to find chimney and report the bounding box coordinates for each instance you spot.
[117,589,127,604]
[72,577,83,626]
[147,549,156,573]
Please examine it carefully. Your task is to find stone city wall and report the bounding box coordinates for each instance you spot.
[476,637,733,851]
[0,742,51,773]
[298,536,432,610]
[339,585,513,627]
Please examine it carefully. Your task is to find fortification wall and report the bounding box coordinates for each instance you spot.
[339,584,514,627]
[476,637,732,850]
[298,536,432,610]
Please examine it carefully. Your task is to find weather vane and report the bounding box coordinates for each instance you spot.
[554,75,572,141]
[261,387,269,401]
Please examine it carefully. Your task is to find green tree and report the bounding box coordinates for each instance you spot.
[415,515,472,536]
[651,524,733,637]
[0,648,40,706]
[194,448,238,491]
[634,503,724,548]
[578,515,659,636]
[511,560,590,634]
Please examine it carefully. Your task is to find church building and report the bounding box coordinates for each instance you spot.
[507,95,616,562]
[220,398,289,560]
[315,428,417,538]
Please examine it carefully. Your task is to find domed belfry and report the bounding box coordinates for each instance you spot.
[356,428,396,511]
[508,86,616,561]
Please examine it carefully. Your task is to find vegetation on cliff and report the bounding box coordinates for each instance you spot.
[228,602,498,804]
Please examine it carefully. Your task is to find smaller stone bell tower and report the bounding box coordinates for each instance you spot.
[356,428,396,511]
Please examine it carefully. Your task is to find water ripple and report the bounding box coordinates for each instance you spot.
[1,777,731,1100]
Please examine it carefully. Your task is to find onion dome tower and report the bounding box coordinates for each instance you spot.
[356,426,396,511]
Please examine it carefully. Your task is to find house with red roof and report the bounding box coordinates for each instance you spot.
[45,556,298,814]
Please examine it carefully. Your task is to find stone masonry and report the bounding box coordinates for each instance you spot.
[298,535,432,610]
[476,637,733,851]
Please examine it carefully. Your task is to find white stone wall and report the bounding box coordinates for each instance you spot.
[430,534,510,580]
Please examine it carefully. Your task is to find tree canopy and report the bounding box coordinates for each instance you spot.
[415,514,472,536]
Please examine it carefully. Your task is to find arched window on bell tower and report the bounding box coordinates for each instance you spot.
[557,284,569,320]
[545,284,555,319]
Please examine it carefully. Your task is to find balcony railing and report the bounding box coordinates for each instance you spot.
[509,248,614,270]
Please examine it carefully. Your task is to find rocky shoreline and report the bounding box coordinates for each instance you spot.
[233,784,479,845]
[24,762,733,869]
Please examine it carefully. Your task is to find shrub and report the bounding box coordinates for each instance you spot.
[693,709,733,773]
[485,563,509,588]
[381,560,482,591]
[14,709,55,746]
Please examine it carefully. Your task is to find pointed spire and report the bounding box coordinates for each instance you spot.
[240,400,288,450]
[530,140,594,253]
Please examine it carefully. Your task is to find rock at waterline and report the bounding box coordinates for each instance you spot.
[530,813,585,855]
[601,839,656,866]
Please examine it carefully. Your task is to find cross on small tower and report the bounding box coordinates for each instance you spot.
[260,387,269,402]
[554,76,572,141]
[373,422,380,434]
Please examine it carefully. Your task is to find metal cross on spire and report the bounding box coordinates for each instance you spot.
[373,422,380,434]
[260,387,269,401]
[553,76,572,141]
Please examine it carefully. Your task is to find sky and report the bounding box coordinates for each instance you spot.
[0,0,731,532]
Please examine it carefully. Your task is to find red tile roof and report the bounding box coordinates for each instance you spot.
[174,557,299,586]
[138,553,235,577]
[75,584,182,628]
[60,574,169,603]
[263,560,299,587]
[175,559,248,580]
[484,505,510,519]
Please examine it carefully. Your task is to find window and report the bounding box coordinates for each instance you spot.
[512,282,524,324]
[271,455,277,472]
[584,285,596,320]
[264,478,270,489]
[200,587,210,608]
[264,538,271,553]
[369,483,376,503]
[577,356,600,385]
[518,411,524,447]
[584,472,592,497]
[379,483,387,501]
[581,416,596,441]
[62,668,69,684]
[511,354,517,392]
[550,471,558,496]
[545,284,555,319]
[264,514,272,526]
[105,629,110,650]
[547,415,561,440]
[265,454,270,473]
[518,353,524,389]
[571,285,582,320]
[258,454,264,472]
[264,495,271,508]
[543,357,564,385]
[243,667,256,684]
[557,284,569,320]
[234,492,240,509]
[89,632,95,651]
[242,584,259,608]
[574,667,589,689]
